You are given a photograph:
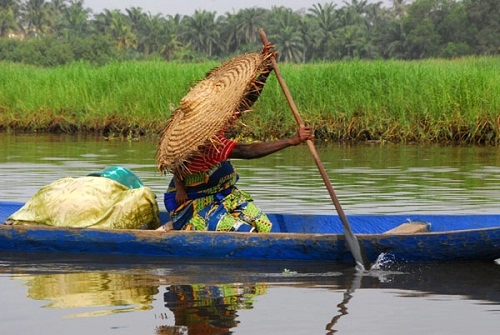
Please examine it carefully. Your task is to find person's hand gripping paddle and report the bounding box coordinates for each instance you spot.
[259,28,371,270]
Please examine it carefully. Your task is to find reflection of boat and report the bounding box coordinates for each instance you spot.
[1,201,499,263]
[2,251,500,333]
[14,271,159,318]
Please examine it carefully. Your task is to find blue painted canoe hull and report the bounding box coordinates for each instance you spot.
[1,201,499,263]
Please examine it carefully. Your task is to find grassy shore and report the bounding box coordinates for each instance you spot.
[1,56,499,144]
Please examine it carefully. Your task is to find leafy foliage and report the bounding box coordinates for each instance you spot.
[0,0,498,66]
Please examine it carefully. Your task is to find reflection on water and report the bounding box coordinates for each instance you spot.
[325,273,362,333]
[158,283,267,335]
[1,133,500,215]
[1,134,500,333]
[14,272,159,318]
[1,252,499,334]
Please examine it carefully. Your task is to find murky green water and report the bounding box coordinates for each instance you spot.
[1,133,499,334]
[2,133,500,214]
[1,252,499,335]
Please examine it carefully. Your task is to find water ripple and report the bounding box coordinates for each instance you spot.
[2,134,500,215]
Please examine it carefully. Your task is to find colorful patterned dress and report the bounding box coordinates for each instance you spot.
[164,135,273,233]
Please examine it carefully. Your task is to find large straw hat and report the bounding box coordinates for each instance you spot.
[157,52,271,175]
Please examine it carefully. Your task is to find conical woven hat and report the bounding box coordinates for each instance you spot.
[157,53,269,175]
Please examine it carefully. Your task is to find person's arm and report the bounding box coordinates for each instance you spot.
[229,126,313,159]
[173,175,188,204]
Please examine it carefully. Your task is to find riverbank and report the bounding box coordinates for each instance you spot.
[1,56,499,144]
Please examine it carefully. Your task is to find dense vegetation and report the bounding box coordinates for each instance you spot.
[0,1,498,144]
[0,0,498,65]
[1,57,499,144]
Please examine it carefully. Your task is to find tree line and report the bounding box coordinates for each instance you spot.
[0,0,498,66]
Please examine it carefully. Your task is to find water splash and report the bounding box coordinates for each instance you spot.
[370,252,397,270]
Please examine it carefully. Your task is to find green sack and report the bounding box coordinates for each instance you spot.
[87,165,145,189]
[8,176,160,230]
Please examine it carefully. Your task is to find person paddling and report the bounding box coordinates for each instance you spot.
[157,44,313,232]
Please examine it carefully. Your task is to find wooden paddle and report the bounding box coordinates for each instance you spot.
[259,28,371,270]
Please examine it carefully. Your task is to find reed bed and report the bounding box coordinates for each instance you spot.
[0,57,499,144]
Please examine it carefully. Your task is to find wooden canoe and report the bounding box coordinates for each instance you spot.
[1,201,499,263]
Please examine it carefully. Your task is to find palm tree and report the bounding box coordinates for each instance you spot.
[0,0,24,39]
[364,2,389,27]
[0,0,19,10]
[0,6,18,37]
[273,25,303,63]
[235,7,267,45]
[268,7,303,63]
[379,20,409,59]
[22,0,51,36]
[159,15,184,60]
[92,9,137,50]
[92,9,114,35]
[125,6,146,37]
[109,10,137,50]
[406,18,440,59]
[60,0,89,38]
[217,11,240,54]
[391,0,409,19]
[337,4,364,27]
[138,13,167,55]
[296,16,317,62]
[343,0,369,15]
[181,10,219,57]
[339,24,371,58]
[45,0,67,35]
[308,2,339,59]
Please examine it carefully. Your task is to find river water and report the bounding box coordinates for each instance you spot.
[1,133,499,334]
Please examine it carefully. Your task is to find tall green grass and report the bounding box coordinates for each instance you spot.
[1,57,499,143]
[256,57,500,142]
[0,60,215,118]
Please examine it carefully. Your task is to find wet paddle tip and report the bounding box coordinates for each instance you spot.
[355,261,371,273]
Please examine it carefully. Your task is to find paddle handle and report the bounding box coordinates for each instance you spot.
[259,29,370,269]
